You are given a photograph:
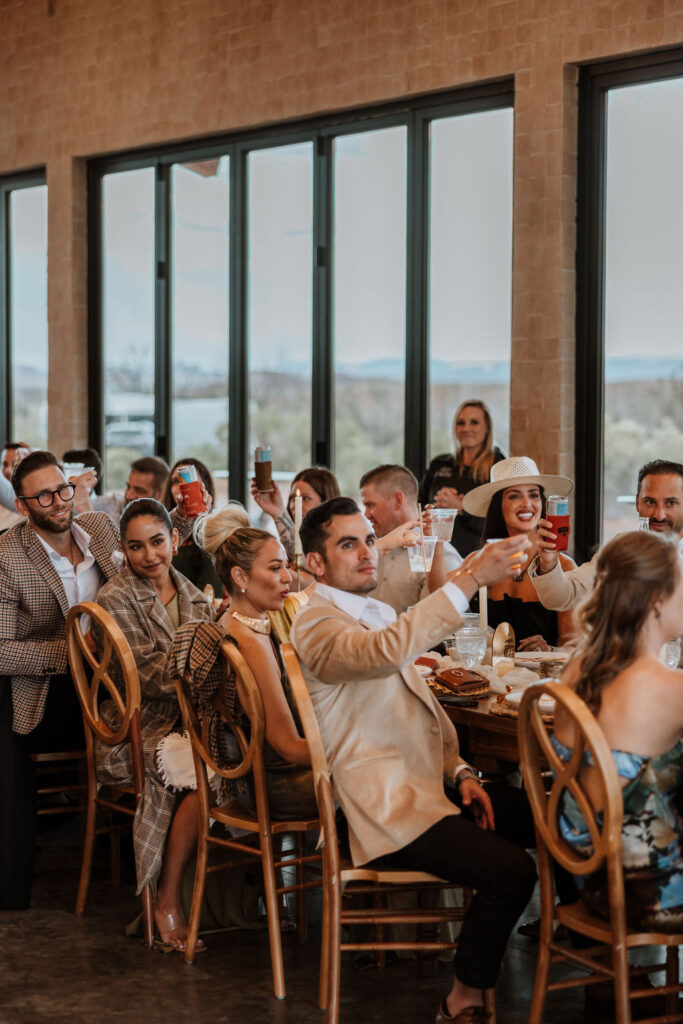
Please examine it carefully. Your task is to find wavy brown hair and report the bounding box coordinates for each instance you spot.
[573,531,680,712]
[452,399,496,484]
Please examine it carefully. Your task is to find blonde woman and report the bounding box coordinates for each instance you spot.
[419,400,505,556]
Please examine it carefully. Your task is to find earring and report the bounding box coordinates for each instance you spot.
[172,545,178,556]
[655,608,661,620]
[240,587,246,594]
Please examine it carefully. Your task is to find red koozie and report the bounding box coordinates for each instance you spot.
[176,464,204,517]
[546,496,570,551]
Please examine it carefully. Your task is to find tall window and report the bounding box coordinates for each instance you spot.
[171,157,230,505]
[578,53,683,554]
[603,77,683,539]
[428,109,513,464]
[1,177,48,448]
[91,85,514,506]
[333,127,407,494]
[101,168,155,490]
[248,143,313,488]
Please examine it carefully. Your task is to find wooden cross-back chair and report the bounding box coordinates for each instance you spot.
[65,601,154,948]
[518,681,683,1024]
[280,642,492,1024]
[175,637,321,998]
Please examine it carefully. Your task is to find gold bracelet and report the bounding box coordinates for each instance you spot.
[462,567,481,588]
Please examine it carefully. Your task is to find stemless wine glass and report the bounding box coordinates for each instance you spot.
[455,627,487,669]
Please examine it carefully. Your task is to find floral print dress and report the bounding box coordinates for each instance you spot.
[551,734,683,932]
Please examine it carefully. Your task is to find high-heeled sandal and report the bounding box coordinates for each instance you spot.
[154,910,207,954]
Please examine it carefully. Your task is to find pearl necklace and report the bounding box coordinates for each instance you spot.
[230,611,271,635]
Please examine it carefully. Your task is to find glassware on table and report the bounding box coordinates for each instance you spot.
[454,627,487,669]
[406,535,437,572]
[427,508,457,541]
[661,638,681,669]
[638,517,650,531]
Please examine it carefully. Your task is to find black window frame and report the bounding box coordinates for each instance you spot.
[88,82,514,503]
[576,47,683,562]
[0,168,47,444]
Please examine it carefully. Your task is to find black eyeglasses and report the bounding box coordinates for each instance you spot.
[18,484,75,508]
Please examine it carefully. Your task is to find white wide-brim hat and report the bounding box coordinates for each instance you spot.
[461,456,574,518]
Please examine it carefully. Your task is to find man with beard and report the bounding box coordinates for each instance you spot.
[530,459,683,610]
[0,450,198,909]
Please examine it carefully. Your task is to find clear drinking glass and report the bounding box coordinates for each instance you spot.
[455,627,487,669]
[406,535,438,572]
[662,638,681,668]
[638,517,650,531]
[427,508,457,541]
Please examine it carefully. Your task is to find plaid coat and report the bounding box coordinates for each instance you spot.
[0,509,193,735]
[94,565,214,892]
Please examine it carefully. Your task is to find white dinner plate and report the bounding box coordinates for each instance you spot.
[514,650,570,664]
[504,688,556,712]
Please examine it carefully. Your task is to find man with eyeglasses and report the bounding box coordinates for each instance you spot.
[0,449,200,910]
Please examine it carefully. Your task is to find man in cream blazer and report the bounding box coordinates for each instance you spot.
[291,497,537,1024]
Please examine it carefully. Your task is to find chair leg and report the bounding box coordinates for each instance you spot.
[110,815,121,887]
[319,849,331,1010]
[326,873,342,1024]
[141,882,155,949]
[75,789,97,915]
[527,917,552,1024]
[666,944,679,1018]
[373,890,386,969]
[295,832,307,944]
[184,833,209,965]
[262,829,286,999]
[612,942,632,1024]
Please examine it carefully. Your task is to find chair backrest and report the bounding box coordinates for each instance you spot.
[175,638,269,816]
[280,643,339,862]
[65,602,141,747]
[518,682,625,879]
[267,593,307,643]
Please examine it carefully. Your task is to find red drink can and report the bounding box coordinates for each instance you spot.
[546,495,570,551]
[176,464,204,517]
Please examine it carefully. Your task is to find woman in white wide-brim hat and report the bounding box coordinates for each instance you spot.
[462,456,577,652]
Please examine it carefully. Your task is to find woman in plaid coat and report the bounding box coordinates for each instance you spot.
[94,498,214,952]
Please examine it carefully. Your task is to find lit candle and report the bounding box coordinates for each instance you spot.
[294,489,303,557]
[479,586,488,632]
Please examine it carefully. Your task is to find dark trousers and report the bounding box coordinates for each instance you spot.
[0,674,84,910]
[376,783,538,990]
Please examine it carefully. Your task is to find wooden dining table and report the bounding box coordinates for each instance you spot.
[442,694,550,776]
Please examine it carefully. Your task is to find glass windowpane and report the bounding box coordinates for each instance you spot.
[102,168,156,491]
[247,143,313,509]
[333,127,407,495]
[10,185,48,448]
[603,78,683,539]
[428,109,513,468]
[171,157,230,507]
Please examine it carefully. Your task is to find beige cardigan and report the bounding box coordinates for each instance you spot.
[290,585,468,866]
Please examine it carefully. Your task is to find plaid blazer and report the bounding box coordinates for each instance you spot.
[94,564,214,891]
[0,509,193,735]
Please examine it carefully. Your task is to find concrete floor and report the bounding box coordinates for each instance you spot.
[0,819,671,1024]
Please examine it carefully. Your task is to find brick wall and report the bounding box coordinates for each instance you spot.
[1,0,682,468]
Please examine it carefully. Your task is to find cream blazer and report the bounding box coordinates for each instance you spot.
[290,586,468,866]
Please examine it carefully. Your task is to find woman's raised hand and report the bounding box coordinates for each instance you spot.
[250,477,285,519]
[536,518,560,574]
[434,486,463,511]
[375,519,420,553]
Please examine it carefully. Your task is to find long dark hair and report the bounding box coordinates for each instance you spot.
[482,486,546,541]
[573,531,680,712]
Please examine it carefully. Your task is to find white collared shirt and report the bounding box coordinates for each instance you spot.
[314,578,470,629]
[35,520,105,610]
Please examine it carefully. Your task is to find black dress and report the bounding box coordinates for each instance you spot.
[418,446,505,557]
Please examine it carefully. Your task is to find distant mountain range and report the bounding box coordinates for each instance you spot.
[335,355,683,384]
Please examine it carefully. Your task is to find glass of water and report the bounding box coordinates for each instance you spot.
[455,627,487,669]
[406,536,437,572]
[638,517,650,531]
[661,638,681,669]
